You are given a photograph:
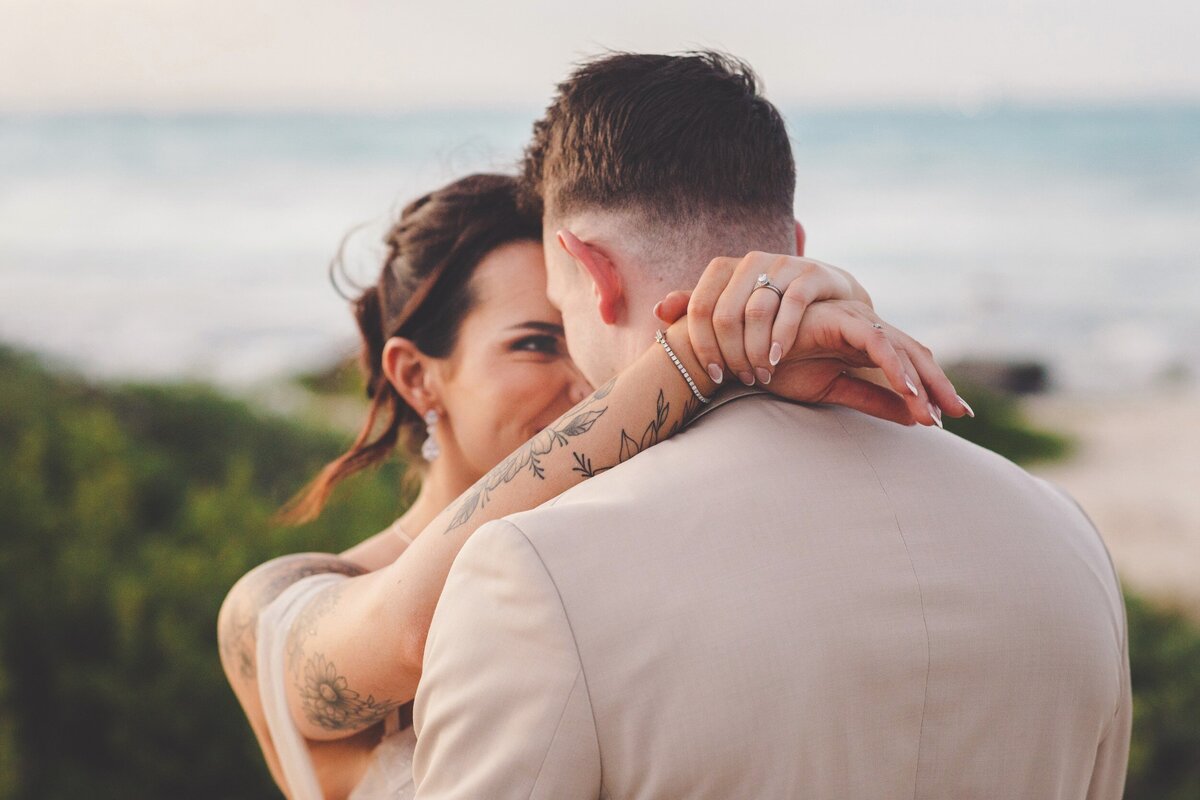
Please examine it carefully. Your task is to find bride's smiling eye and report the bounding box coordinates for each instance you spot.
[511,334,562,355]
[504,322,566,358]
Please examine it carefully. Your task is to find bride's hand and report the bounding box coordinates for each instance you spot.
[761,299,967,426]
[656,251,971,427]
[656,251,873,388]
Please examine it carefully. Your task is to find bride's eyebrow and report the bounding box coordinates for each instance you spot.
[507,322,564,336]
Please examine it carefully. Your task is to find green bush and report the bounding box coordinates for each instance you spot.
[1124,594,1200,799]
[942,379,1071,465]
[0,348,403,798]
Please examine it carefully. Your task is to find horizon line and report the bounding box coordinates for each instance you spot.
[3,96,1199,120]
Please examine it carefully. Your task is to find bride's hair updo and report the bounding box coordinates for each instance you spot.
[282,173,542,523]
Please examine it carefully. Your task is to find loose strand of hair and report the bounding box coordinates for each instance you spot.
[275,391,402,525]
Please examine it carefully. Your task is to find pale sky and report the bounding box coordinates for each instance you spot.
[1,0,1197,111]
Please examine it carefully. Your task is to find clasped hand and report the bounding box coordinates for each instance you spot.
[655,251,973,427]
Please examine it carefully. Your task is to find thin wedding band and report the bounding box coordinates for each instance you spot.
[752,273,785,301]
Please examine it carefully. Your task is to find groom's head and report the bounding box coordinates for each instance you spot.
[522,51,797,385]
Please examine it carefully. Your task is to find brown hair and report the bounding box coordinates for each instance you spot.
[521,51,795,232]
[280,173,541,524]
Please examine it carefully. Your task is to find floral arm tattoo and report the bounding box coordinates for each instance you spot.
[281,576,404,732]
[221,552,405,735]
[219,554,365,684]
[297,652,401,732]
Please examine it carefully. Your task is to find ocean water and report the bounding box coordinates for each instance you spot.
[1,106,1197,392]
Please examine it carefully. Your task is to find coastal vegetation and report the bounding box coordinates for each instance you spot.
[0,346,1195,798]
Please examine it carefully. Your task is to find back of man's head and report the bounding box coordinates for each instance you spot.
[521,51,797,274]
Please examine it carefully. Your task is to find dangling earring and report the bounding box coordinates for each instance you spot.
[421,409,441,462]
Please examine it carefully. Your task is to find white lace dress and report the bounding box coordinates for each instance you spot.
[257,573,416,799]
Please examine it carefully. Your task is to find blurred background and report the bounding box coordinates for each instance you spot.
[1,1,1197,797]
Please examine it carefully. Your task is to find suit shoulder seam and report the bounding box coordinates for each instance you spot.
[831,414,931,800]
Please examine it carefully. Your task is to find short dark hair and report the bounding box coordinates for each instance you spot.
[521,51,795,233]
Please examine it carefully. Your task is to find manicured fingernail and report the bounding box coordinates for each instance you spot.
[652,301,663,319]
[738,371,756,386]
[707,363,724,384]
[928,403,943,429]
[769,341,783,366]
[957,395,975,418]
[755,367,772,385]
[905,376,920,396]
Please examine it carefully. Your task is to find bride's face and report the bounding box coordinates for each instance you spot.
[434,240,593,481]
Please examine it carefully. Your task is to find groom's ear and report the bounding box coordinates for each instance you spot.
[557,229,623,326]
[795,219,807,257]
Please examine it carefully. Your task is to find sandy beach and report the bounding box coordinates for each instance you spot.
[1027,388,1200,616]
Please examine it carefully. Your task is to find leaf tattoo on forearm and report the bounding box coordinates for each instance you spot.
[444,377,616,533]
[442,373,703,534]
[575,388,701,478]
[571,451,602,478]
[618,390,671,461]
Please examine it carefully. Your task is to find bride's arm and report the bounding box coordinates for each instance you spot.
[280,299,962,743]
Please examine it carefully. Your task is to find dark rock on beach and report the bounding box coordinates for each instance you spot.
[948,358,1050,395]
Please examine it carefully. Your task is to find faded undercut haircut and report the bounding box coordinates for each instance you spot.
[521,51,797,271]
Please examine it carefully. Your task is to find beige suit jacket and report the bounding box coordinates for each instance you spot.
[412,395,1130,799]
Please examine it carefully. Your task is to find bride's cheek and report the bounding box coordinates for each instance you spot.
[515,366,567,433]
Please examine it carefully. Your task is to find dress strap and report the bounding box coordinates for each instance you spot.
[257,573,351,800]
[387,518,414,545]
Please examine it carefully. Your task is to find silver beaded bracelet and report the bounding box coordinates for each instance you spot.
[655,329,712,404]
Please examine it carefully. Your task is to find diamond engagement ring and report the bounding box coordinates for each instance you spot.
[752,273,785,301]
